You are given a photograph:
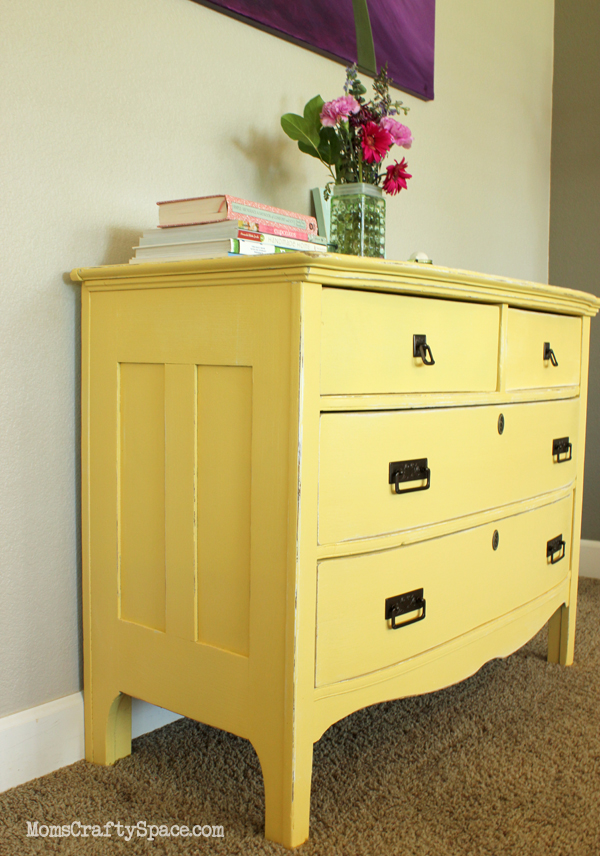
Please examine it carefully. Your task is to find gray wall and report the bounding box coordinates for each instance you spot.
[549,0,600,541]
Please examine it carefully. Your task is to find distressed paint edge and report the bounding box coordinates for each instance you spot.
[69,256,600,318]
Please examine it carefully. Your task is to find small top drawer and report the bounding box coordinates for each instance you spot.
[321,288,500,395]
[505,308,581,390]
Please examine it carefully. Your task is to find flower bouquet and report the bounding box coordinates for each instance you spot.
[281,64,413,256]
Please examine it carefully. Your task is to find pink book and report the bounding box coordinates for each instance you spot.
[252,221,325,242]
[157,194,318,234]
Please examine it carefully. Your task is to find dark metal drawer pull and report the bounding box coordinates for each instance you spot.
[543,342,558,366]
[547,534,566,564]
[389,458,430,494]
[385,588,426,629]
[413,334,435,365]
[552,436,572,463]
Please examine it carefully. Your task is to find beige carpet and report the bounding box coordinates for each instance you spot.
[1,579,599,855]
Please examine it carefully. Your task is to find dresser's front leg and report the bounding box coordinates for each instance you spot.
[85,688,132,766]
[252,733,314,849]
[547,602,576,665]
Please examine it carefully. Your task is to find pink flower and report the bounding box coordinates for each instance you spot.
[360,121,393,163]
[382,158,412,195]
[320,96,361,127]
[380,117,413,149]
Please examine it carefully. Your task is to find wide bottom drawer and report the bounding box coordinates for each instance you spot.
[315,495,572,687]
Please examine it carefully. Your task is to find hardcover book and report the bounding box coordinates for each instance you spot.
[157,194,318,233]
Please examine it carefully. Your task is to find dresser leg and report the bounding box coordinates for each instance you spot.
[252,735,314,849]
[85,689,132,766]
[547,602,576,666]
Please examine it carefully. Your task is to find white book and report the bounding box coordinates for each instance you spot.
[129,238,298,264]
[136,233,324,254]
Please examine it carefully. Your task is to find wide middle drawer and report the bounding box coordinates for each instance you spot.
[318,399,578,544]
[320,288,500,395]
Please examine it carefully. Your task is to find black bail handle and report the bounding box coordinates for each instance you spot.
[543,342,558,367]
[385,589,427,629]
[547,534,566,564]
[389,458,431,495]
[413,334,435,365]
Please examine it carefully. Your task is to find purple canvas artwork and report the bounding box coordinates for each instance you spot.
[191,0,435,100]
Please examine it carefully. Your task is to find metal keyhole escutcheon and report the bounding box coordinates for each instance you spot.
[492,530,500,550]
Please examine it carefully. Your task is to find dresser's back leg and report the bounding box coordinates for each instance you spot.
[547,599,576,666]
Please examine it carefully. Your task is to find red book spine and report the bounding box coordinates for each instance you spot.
[237,230,263,242]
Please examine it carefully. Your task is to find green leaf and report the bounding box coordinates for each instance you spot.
[281,113,320,149]
[352,0,377,74]
[303,95,325,131]
[317,127,341,165]
[297,139,321,159]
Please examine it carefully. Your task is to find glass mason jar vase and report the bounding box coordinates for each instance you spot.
[329,182,386,258]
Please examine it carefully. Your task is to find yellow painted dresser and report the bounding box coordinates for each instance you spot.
[71,255,599,848]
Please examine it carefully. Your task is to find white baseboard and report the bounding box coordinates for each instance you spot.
[0,693,181,793]
[580,539,600,579]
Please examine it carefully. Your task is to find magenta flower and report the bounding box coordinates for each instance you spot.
[380,117,413,149]
[320,96,361,127]
[382,158,412,195]
[360,121,393,163]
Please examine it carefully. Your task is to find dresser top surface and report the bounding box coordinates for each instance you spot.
[71,253,600,317]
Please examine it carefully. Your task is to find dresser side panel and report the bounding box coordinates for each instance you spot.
[84,279,299,742]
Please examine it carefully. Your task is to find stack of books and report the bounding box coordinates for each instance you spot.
[129,194,327,263]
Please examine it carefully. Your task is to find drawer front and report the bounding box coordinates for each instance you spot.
[505,308,581,390]
[321,288,500,395]
[315,495,572,687]
[319,399,579,545]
